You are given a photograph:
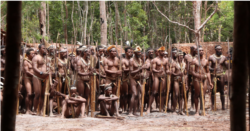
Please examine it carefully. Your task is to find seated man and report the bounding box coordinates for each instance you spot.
[55,86,86,118]
[98,84,120,117]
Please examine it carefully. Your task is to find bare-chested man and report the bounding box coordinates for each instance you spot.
[32,44,49,115]
[191,47,213,116]
[96,45,106,92]
[120,46,133,112]
[57,48,69,94]
[209,45,227,110]
[76,47,92,99]
[104,45,122,96]
[23,48,35,114]
[184,45,197,111]
[98,84,120,117]
[129,46,147,116]
[144,48,154,109]
[146,46,169,113]
[170,51,187,115]
[55,86,86,118]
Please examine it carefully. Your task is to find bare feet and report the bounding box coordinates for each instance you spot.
[128,113,135,117]
[179,111,184,115]
[133,113,139,116]
[194,113,199,116]
[146,109,150,114]
[172,112,177,115]
[49,113,56,117]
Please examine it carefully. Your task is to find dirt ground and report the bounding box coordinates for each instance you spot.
[14,93,248,131]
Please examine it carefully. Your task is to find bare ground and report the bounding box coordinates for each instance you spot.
[14,93,248,131]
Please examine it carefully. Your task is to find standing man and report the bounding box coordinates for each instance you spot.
[104,45,122,95]
[208,45,227,110]
[184,45,197,111]
[32,44,49,115]
[23,48,35,114]
[191,47,213,116]
[146,46,169,113]
[57,47,68,94]
[129,46,146,116]
[120,46,133,112]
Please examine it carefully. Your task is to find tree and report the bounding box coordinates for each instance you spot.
[99,1,107,45]
[38,2,46,39]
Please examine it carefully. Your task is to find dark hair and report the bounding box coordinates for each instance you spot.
[125,47,132,52]
[26,48,34,56]
[146,48,153,52]
[38,44,45,49]
[190,46,195,50]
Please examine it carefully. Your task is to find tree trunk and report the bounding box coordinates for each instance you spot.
[39,2,46,38]
[218,24,222,42]
[64,1,68,44]
[84,1,88,45]
[100,1,107,45]
[114,2,119,44]
[230,2,250,130]
[1,2,22,131]
[47,2,49,42]
[202,1,207,42]
[124,1,127,41]
[193,1,201,44]
[89,3,94,45]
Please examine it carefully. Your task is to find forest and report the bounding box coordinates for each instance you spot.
[0,1,233,48]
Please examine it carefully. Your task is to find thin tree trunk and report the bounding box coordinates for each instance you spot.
[89,3,94,45]
[1,2,22,131]
[114,2,119,44]
[71,1,76,45]
[84,1,88,45]
[202,1,207,42]
[64,1,68,44]
[218,24,222,42]
[193,1,202,44]
[61,2,64,43]
[39,2,46,38]
[124,1,127,41]
[100,1,107,45]
[47,2,49,42]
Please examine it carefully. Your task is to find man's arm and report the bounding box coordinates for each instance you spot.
[152,60,162,73]
[104,58,119,74]
[129,59,142,74]
[23,61,33,77]
[206,61,213,89]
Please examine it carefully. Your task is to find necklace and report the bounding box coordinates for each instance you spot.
[133,57,142,67]
[213,54,222,59]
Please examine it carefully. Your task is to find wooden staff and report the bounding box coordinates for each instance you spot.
[90,50,96,117]
[200,80,205,115]
[115,42,122,106]
[43,55,50,117]
[55,32,61,114]
[17,43,26,114]
[213,60,217,111]
[140,44,146,116]
[182,65,188,116]
[165,40,172,113]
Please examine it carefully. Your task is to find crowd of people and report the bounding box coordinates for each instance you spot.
[0,41,232,118]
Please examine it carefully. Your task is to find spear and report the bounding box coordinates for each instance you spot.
[140,43,146,116]
[115,41,122,106]
[165,39,172,113]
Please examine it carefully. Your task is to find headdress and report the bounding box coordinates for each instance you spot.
[215,45,222,49]
[59,47,67,53]
[70,86,77,90]
[158,46,165,51]
[164,51,168,55]
[104,84,112,91]
[107,45,116,52]
[134,46,142,52]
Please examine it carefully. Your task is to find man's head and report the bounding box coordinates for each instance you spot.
[104,85,112,96]
[178,52,184,61]
[215,45,222,56]
[96,45,104,57]
[125,47,133,58]
[38,44,47,56]
[198,47,204,56]
[90,46,95,55]
[164,51,168,58]
[172,48,178,59]
[158,46,166,57]
[47,45,56,56]
[154,49,159,57]
[147,48,154,59]
[107,45,117,58]
[26,48,35,60]
[70,86,77,96]
[190,45,197,55]
[59,47,67,58]
[134,46,142,58]
[81,48,90,59]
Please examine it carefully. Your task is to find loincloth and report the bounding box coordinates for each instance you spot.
[106,76,118,82]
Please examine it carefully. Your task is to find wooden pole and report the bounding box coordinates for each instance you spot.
[90,54,95,117]
[1,2,22,130]
[140,43,146,116]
